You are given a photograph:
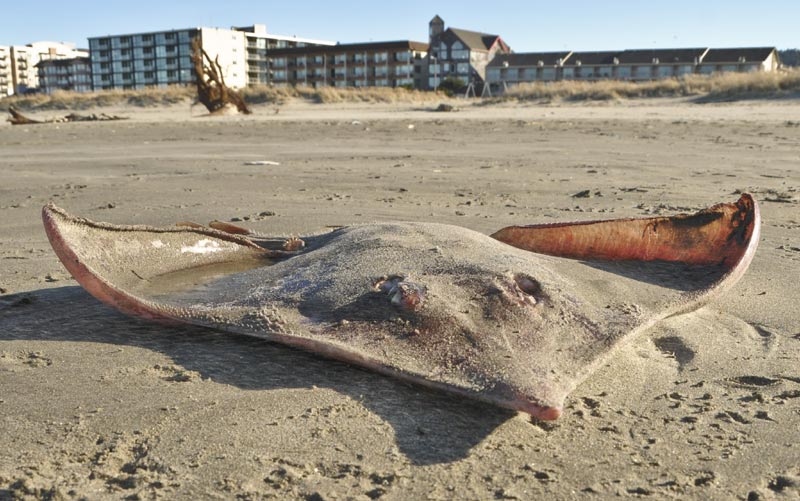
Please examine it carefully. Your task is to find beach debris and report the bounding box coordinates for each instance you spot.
[7,107,127,125]
[191,38,251,115]
[43,195,759,420]
[434,103,457,112]
[243,160,281,166]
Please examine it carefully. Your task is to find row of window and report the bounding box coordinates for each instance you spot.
[272,63,416,80]
[487,63,762,81]
[93,44,192,61]
[270,50,418,68]
[90,32,194,50]
[92,57,192,73]
[92,69,192,84]
[429,62,471,74]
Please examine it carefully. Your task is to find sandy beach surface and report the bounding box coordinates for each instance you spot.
[1,98,799,499]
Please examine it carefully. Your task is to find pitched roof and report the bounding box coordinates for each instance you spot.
[488,51,572,67]
[617,48,708,64]
[268,40,429,56]
[448,28,501,51]
[430,14,444,24]
[565,51,621,66]
[702,47,776,63]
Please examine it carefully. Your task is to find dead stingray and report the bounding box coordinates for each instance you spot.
[42,195,759,420]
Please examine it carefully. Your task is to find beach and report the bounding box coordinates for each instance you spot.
[1,98,799,499]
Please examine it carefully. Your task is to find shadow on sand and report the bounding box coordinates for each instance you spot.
[0,286,514,466]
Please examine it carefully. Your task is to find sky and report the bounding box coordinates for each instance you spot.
[1,0,798,51]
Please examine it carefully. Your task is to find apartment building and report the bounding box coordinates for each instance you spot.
[0,46,11,96]
[698,47,780,74]
[236,24,335,85]
[37,57,92,94]
[88,25,333,91]
[267,40,428,88]
[0,41,87,96]
[486,46,781,92]
[427,15,510,90]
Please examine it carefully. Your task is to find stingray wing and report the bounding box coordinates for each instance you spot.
[492,194,759,308]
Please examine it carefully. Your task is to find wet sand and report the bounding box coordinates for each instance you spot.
[1,98,799,499]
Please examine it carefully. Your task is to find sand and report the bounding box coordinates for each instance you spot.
[1,98,799,499]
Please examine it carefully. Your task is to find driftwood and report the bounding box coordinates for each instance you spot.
[7,107,127,125]
[191,38,251,115]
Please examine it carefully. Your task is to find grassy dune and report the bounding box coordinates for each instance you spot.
[491,69,800,102]
[2,69,799,112]
[0,85,443,112]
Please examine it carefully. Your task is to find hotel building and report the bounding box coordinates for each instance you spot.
[266,40,429,88]
[87,24,333,91]
[0,41,87,96]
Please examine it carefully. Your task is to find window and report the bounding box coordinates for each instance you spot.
[451,42,467,60]
[395,51,410,62]
[374,52,388,63]
[165,32,176,40]
[142,34,153,42]
[143,47,153,55]
[144,71,154,79]
[456,63,469,75]
[334,54,346,64]
[313,55,324,64]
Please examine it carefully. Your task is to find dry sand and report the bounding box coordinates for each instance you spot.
[1,98,799,499]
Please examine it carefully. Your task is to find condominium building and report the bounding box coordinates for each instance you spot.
[0,46,11,96]
[0,41,87,97]
[267,40,428,88]
[88,24,333,91]
[427,15,510,90]
[486,47,782,92]
[37,57,92,94]
[235,24,335,86]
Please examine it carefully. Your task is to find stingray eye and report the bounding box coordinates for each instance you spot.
[374,275,426,311]
[514,274,543,303]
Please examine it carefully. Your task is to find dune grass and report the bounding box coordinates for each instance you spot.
[2,69,799,112]
[0,84,443,112]
[0,85,195,111]
[491,69,800,103]
[242,84,443,105]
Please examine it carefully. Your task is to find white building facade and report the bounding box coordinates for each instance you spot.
[0,41,86,97]
[88,25,333,91]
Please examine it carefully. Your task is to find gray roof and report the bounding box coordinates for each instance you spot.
[268,40,429,56]
[488,51,571,67]
[702,47,776,64]
[448,28,501,51]
[566,51,621,66]
[617,48,708,64]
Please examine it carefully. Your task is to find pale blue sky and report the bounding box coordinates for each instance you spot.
[2,0,798,50]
